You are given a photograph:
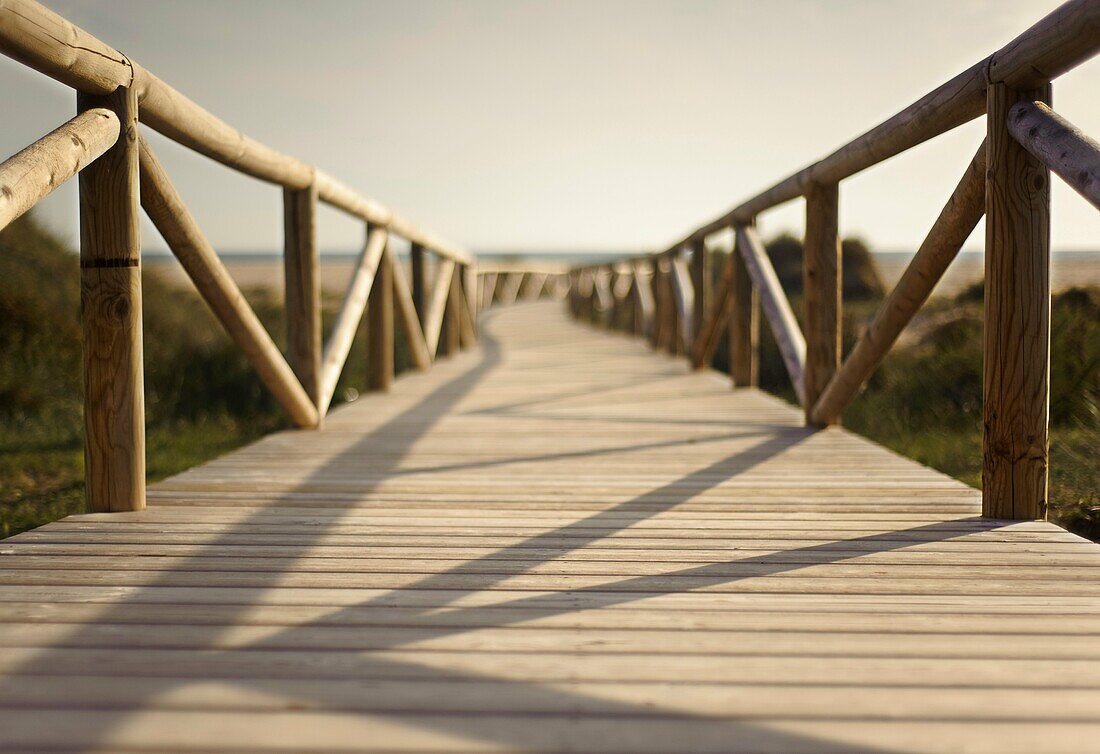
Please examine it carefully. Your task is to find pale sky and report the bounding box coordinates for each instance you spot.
[2,0,1099,254]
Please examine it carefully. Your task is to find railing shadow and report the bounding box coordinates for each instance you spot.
[0,304,1002,752]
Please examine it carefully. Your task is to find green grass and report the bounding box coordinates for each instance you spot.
[705,243,1098,541]
[0,214,408,539]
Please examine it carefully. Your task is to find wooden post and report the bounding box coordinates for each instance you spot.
[366,237,394,391]
[647,258,661,349]
[78,85,145,513]
[410,242,427,328]
[283,182,322,415]
[440,272,461,357]
[462,264,478,341]
[983,82,1052,520]
[803,182,841,424]
[690,238,709,352]
[729,239,760,388]
[665,254,682,356]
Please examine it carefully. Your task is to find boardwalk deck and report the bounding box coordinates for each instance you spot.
[1,301,1099,753]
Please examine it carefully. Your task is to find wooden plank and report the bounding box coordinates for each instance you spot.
[3,301,1099,753]
[77,84,144,513]
[984,82,1051,520]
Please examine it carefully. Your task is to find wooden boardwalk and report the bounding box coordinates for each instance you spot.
[1,301,1099,753]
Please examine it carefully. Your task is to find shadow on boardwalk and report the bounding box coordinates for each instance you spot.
[0,306,997,752]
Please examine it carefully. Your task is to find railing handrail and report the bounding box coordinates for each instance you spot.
[0,0,471,264]
[660,0,1100,251]
[567,0,1100,524]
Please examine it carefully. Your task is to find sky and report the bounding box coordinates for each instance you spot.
[2,0,1099,255]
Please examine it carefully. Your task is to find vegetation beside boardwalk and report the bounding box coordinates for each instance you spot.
[1,215,1096,540]
[711,238,1099,540]
[0,215,409,538]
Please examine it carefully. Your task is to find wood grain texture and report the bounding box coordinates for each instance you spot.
[77,85,144,513]
[283,184,322,415]
[0,108,118,231]
[802,182,841,425]
[809,142,987,427]
[1007,99,1100,210]
[366,239,394,392]
[138,137,319,429]
[3,301,1098,753]
[984,83,1052,520]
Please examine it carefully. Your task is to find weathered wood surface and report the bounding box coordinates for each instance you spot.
[1007,99,1100,210]
[2,301,1098,752]
[0,108,118,232]
[984,83,1051,520]
[77,85,144,513]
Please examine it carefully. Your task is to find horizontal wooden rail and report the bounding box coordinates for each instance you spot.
[660,0,1099,249]
[1007,100,1100,210]
[0,0,470,264]
[0,108,119,231]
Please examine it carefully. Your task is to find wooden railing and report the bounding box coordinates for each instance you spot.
[569,0,1100,521]
[0,0,479,513]
[477,262,571,310]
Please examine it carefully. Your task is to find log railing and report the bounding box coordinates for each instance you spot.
[477,262,571,310]
[0,0,479,513]
[568,0,1100,521]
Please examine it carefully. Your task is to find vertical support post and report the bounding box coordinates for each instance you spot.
[648,258,661,349]
[440,271,461,357]
[690,237,709,352]
[665,253,681,356]
[803,182,841,423]
[284,182,322,416]
[410,241,427,328]
[367,238,394,391]
[462,263,478,340]
[79,85,145,513]
[983,82,1052,520]
[729,234,760,388]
